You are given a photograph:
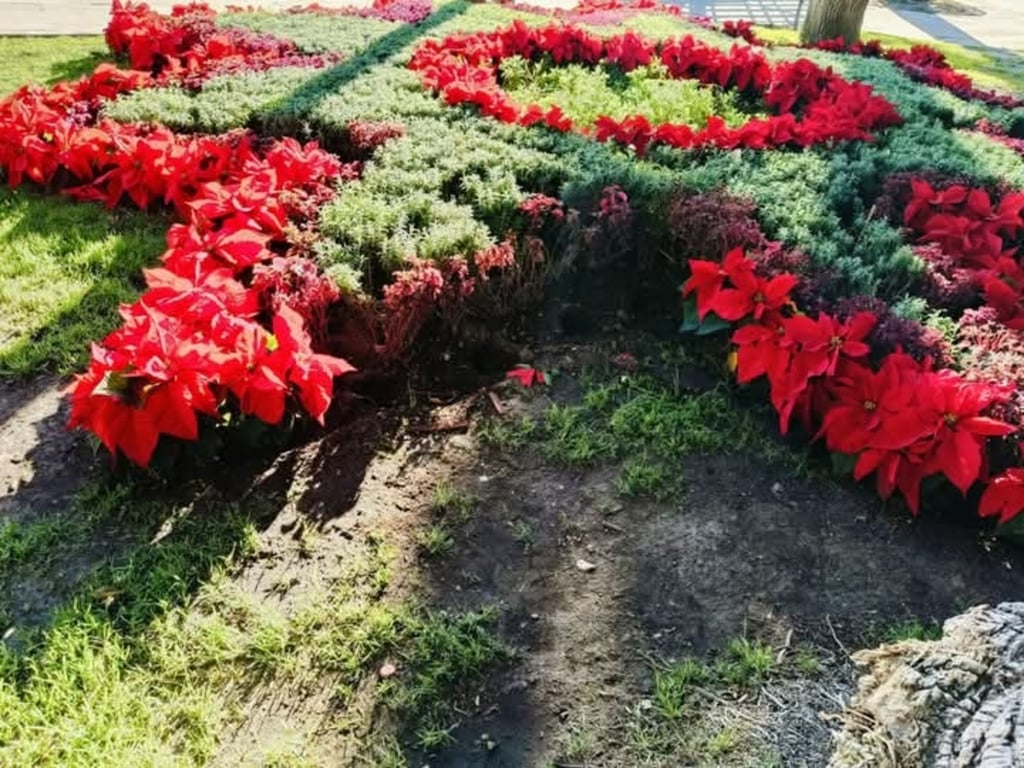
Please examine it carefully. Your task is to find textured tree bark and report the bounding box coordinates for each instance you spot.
[828,603,1024,767]
[800,0,870,45]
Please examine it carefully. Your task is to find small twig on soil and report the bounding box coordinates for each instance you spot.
[407,421,469,434]
[486,390,505,415]
[776,628,794,664]
[601,520,625,534]
[760,686,785,708]
[826,614,849,657]
[692,687,764,727]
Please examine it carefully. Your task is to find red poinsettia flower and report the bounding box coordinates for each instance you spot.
[271,305,355,424]
[712,249,797,322]
[921,372,1014,494]
[681,258,725,320]
[817,354,933,455]
[507,367,547,387]
[980,468,1024,524]
[782,311,875,379]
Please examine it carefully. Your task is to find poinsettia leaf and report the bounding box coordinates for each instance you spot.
[996,514,1024,545]
[507,366,547,388]
[830,452,858,479]
[680,299,731,335]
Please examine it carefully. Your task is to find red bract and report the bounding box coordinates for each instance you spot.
[980,468,1024,524]
[783,311,875,379]
[682,258,725,320]
[285,0,433,24]
[921,372,1015,493]
[106,0,339,84]
[797,32,1024,109]
[11,2,365,467]
[408,23,901,156]
[705,253,1017,514]
[507,367,547,387]
[903,178,1024,330]
[710,248,797,322]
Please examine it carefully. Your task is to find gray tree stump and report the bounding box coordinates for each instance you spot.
[829,603,1024,768]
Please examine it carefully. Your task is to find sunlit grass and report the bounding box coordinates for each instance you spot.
[0,36,108,95]
[755,26,1024,93]
[0,37,166,377]
[0,189,167,376]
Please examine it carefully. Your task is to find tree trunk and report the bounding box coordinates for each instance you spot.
[799,0,870,46]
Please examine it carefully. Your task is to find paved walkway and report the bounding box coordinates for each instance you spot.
[0,0,1020,52]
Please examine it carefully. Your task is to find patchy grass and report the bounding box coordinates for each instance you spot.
[0,493,260,766]
[619,637,786,765]
[653,658,710,720]
[417,525,455,558]
[755,27,1024,93]
[871,617,944,644]
[793,647,824,676]
[0,36,108,95]
[0,480,505,764]
[431,480,475,522]
[507,518,535,551]
[378,606,506,749]
[715,637,776,687]
[0,483,139,587]
[480,375,805,499]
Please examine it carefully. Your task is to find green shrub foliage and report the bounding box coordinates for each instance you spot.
[104,0,1023,306]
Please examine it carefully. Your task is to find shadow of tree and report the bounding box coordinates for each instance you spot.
[47,49,110,84]
[0,188,168,379]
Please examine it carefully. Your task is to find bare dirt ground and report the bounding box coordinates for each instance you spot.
[5,338,1024,766]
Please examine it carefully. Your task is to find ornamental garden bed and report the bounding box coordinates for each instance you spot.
[3,0,1024,764]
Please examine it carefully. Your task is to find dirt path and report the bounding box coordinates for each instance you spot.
[0,377,96,522]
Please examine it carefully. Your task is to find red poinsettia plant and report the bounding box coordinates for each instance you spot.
[903,179,1024,329]
[408,21,902,156]
[683,247,1021,519]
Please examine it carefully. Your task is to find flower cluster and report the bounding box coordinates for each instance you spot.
[683,248,1019,517]
[345,119,406,156]
[380,256,476,359]
[697,11,1023,111]
[106,0,341,84]
[518,193,565,231]
[64,133,354,467]
[0,1,365,466]
[716,19,766,47]
[251,256,341,348]
[970,119,1024,158]
[509,0,680,26]
[903,179,1024,328]
[804,36,1024,110]
[408,22,901,156]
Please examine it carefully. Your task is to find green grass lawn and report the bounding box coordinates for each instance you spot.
[0,36,109,94]
[0,36,165,377]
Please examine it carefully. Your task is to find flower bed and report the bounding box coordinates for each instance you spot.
[408,22,902,154]
[3,0,1024,526]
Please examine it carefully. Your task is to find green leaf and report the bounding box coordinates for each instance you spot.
[679,299,730,336]
[996,514,1024,545]
[830,452,858,479]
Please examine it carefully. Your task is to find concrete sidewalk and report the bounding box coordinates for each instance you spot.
[0,0,1020,52]
[864,0,1024,52]
[0,0,370,35]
